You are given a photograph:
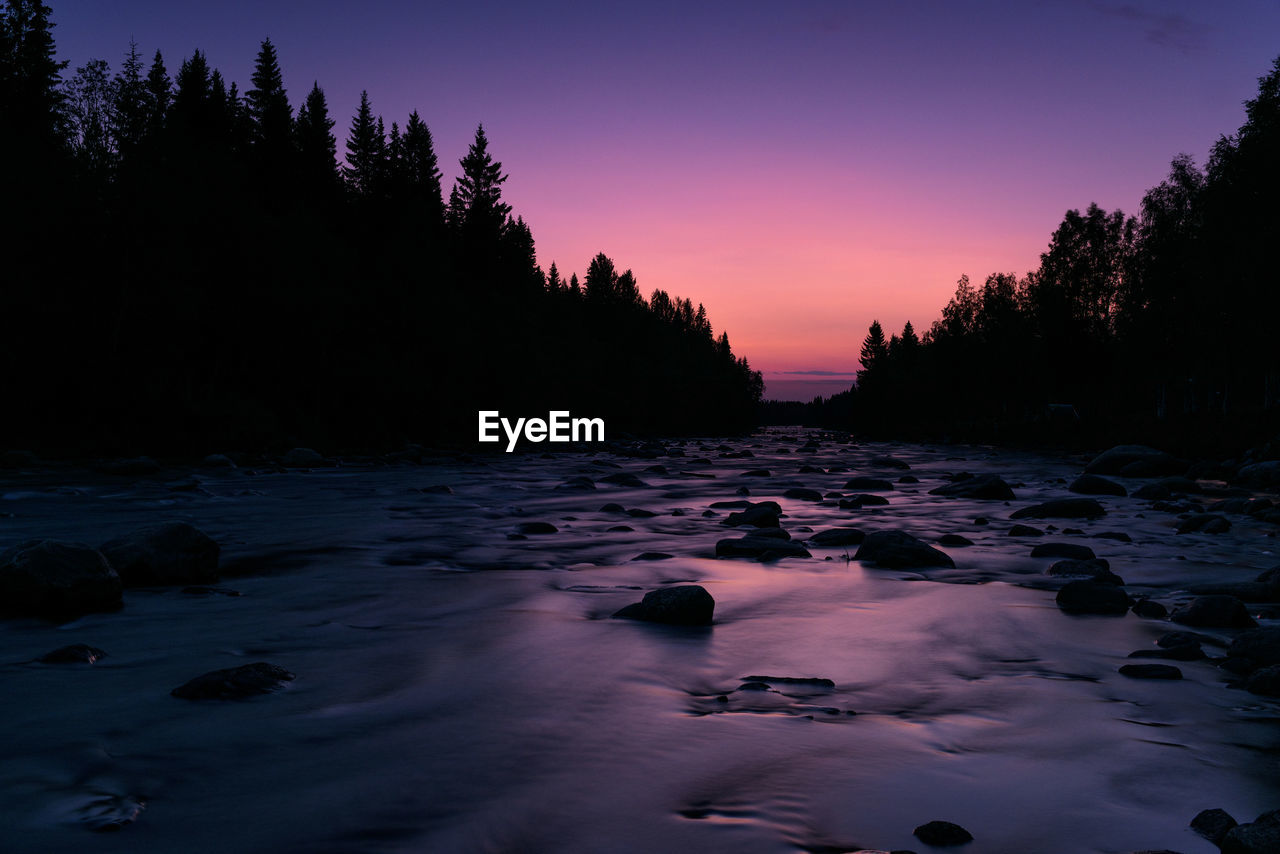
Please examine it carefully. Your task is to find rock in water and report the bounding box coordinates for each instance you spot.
[1011,498,1106,519]
[1229,628,1280,667]
[928,474,1015,500]
[716,536,811,560]
[854,531,955,569]
[41,643,107,663]
[171,662,296,699]
[1069,474,1127,496]
[1031,542,1097,560]
[282,447,323,467]
[1085,445,1177,476]
[1119,663,1182,679]
[722,501,782,528]
[99,522,220,587]
[612,585,714,626]
[843,477,895,491]
[1190,807,1237,844]
[782,487,823,501]
[1170,595,1255,629]
[1221,809,1280,854]
[1055,580,1129,615]
[1177,514,1231,534]
[0,540,123,617]
[807,528,866,547]
[515,522,558,534]
[913,820,974,846]
[1245,665,1280,697]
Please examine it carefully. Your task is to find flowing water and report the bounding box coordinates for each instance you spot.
[1,429,1277,853]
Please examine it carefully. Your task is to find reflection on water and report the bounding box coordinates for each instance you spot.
[0,429,1275,852]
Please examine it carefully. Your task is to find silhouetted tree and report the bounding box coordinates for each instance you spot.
[294,81,338,193]
[344,90,383,198]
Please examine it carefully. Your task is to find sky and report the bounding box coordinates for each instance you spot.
[49,0,1280,399]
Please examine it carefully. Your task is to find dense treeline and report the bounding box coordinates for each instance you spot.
[0,1,761,454]
[767,55,1280,454]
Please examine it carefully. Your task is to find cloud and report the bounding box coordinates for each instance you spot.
[1090,2,1208,54]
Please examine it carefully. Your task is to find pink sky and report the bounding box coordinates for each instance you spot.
[52,1,1280,391]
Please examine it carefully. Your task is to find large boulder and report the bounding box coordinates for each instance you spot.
[807,528,866,547]
[1085,445,1179,476]
[722,501,782,528]
[1170,595,1255,629]
[99,522,220,587]
[1177,514,1231,535]
[1055,580,1130,615]
[1047,559,1122,585]
[1069,474,1126,497]
[1236,461,1280,488]
[1246,666,1280,698]
[1010,498,1106,520]
[782,487,824,502]
[612,585,715,625]
[1221,810,1280,854]
[929,474,1015,501]
[172,662,296,699]
[716,536,811,560]
[0,540,122,617]
[854,531,955,569]
[843,477,895,491]
[1227,627,1280,668]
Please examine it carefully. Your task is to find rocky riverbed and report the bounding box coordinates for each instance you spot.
[1,429,1278,853]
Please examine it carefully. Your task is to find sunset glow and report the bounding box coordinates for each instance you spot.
[50,0,1280,386]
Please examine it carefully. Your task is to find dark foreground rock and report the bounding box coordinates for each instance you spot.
[1056,580,1129,615]
[723,501,783,528]
[855,531,955,569]
[1047,559,1122,584]
[1119,663,1182,679]
[1010,498,1106,520]
[1228,628,1280,668]
[807,528,866,547]
[1177,514,1231,535]
[1221,809,1280,854]
[0,540,123,617]
[1191,808,1238,845]
[782,488,823,501]
[99,522,220,586]
[612,585,715,626]
[928,474,1015,501]
[171,662,296,699]
[1070,474,1126,496]
[843,477,895,491]
[716,536,811,560]
[1031,542,1096,560]
[913,820,973,846]
[1245,665,1280,697]
[41,643,108,663]
[1085,445,1179,476]
[1170,595,1255,629]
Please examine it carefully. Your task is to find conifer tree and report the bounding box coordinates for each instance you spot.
[294,81,337,190]
[451,123,510,234]
[246,37,291,153]
[859,320,888,374]
[401,110,444,227]
[111,40,147,165]
[343,90,383,198]
[0,0,67,152]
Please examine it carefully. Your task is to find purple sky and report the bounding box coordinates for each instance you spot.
[49,1,1280,398]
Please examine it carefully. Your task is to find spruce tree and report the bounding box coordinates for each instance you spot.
[859,320,888,373]
[246,37,291,152]
[343,90,383,198]
[294,81,337,191]
[401,110,444,227]
[111,40,147,165]
[452,123,510,234]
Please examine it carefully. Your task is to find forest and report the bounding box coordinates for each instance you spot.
[0,1,763,455]
[767,56,1280,455]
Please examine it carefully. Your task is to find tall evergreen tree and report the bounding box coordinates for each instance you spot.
[111,40,147,166]
[859,320,888,375]
[451,123,510,233]
[246,37,291,151]
[343,90,383,198]
[294,81,337,191]
[0,0,67,152]
[400,110,444,227]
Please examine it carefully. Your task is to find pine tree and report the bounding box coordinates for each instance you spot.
[451,123,510,233]
[343,90,383,198]
[246,37,291,154]
[859,320,888,374]
[294,81,337,191]
[401,110,443,227]
[111,40,147,165]
[143,49,169,140]
[584,252,618,301]
[546,261,562,291]
[0,0,67,151]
